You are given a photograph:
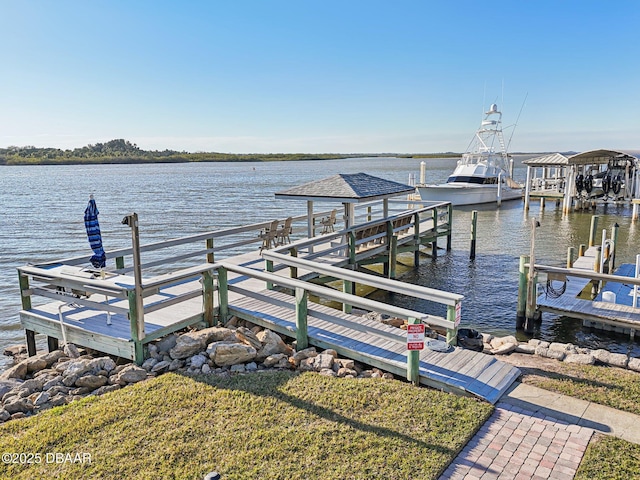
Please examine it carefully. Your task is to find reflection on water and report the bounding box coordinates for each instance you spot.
[0,156,639,369]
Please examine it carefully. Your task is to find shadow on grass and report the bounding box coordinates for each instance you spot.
[520,365,629,393]
[183,369,464,457]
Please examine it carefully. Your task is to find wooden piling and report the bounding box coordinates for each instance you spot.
[579,244,586,256]
[470,210,478,260]
[589,215,599,247]
[516,255,528,328]
[567,247,575,268]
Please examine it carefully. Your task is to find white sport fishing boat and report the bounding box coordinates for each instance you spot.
[416,103,523,206]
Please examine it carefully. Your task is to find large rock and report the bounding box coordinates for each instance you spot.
[0,362,28,380]
[3,397,34,415]
[592,349,629,368]
[490,335,518,350]
[3,345,27,357]
[515,344,536,354]
[154,333,178,354]
[151,361,171,374]
[312,354,334,371]
[24,356,47,373]
[290,347,317,367]
[235,327,263,350]
[170,327,235,359]
[564,353,595,365]
[115,365,148,384]
[75,374,108,389]
[210,343,257,366]
[0,380,21,399]
[93,384,121,396]
[535,346,566,361]
[628,357,640,372]
[255,330,292,361]
[189,354,208,369]
[33,391,50,407]
[263,354,289,368]
[491,342,517,355]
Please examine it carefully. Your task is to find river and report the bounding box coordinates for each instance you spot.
[1,157,639,370]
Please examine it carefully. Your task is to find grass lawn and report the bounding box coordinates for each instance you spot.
[518,362,640,416]
[0,371,493,480]
[576,434,640,480]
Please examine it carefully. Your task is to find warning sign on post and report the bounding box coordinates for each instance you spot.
[407,324,425,350]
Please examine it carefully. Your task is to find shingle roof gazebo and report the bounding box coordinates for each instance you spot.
[275,172,416,237]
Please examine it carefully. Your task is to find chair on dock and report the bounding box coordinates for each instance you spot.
[276,217,293,245]
[320,209,337,234]
[259,219,280,251]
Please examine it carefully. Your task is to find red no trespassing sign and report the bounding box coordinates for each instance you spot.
[406,323,425,350]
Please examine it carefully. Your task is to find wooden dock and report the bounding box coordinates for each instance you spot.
[534,247,640,333]
[18,199,520,404]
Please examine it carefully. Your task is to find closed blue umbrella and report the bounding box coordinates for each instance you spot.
[84,195,106,269]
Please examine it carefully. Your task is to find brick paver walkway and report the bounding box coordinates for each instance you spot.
[438,402,594,480]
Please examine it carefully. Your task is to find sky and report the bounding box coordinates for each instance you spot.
[1,1,638,154]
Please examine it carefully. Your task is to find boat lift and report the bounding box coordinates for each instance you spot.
[522,149,640,216]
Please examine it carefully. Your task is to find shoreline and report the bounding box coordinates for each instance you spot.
[3,316,640,423]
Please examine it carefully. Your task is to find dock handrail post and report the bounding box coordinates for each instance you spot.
[567,247,575,268]
[389,234,398,279]
[610,223,619,272]
[206,238,214,263]
[289,247,298,279]
[524,165,531,211]
[18,271,37,356]
[295,287,309,350]
[347,231,357,300]
[383,221,393,277]
[447,204,453,250]
[217,266,229,324]
[592,246,602,297]
[446,304,458,346]
[127,290,144,364]
[633,254,640,309]
[266,259,274,290]
[202,269,215,326]
[470,210,478,260]
[342,280,353,313]
[589,215,599,247]
[122,212,145,355]
[516,255,529,328]
[115,256,125,270]
[431,208,438,258]
[348,231,356,264]
[406,317,420,385]
[413,212,421,266]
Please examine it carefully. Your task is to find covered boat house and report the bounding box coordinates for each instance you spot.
[523,149,640,216]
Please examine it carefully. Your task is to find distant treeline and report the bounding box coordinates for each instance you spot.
[0,139,461,165]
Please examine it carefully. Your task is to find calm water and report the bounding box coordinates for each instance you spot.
[1,157,639,369]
